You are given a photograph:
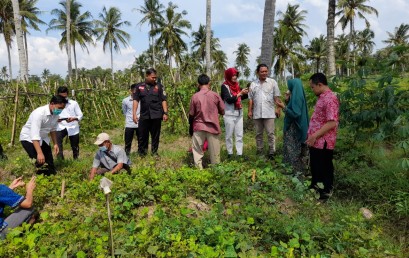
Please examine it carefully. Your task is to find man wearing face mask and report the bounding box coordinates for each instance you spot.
[20,95,68,175]
[89,133,131,180]
[55,86,83,160]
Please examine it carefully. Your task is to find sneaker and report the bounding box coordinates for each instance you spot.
[227,154,233,159]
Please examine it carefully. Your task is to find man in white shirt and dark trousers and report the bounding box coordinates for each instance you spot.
[248,64,282,160]
[122,84,140,156]
[55,86,83,160]
[20,95,68,175]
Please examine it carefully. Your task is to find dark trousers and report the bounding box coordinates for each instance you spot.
[124,127,139,155]
[309,145,334,196]
[21,141,56,175]
[138,118,162,155]
[56,129,79,159]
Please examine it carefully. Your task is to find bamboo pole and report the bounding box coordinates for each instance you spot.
[10,82,20,146]
[91,93,103,129]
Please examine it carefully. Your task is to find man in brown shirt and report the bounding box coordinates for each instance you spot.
[189,74,225,169]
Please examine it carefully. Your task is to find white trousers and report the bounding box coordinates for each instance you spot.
[223,114,244,155]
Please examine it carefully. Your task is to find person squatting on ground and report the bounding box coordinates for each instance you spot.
[220,67,249,159]
[276,78,309,175]
[0,176,37,239]
[189,74,225,169]
[89,133,132,180]
[122,84,141,156]
[132,68,168,156]
[20,95,68,175]
[248,64,282,160]
[56,86,83,160]
[305,73,339,201]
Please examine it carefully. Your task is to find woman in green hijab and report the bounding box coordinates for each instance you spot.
[276,78,309,174]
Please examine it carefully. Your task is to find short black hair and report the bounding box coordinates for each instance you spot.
[50,95,68,104]
[256,63,268,72]
[145,68,157,76]
[130,84,138,91]
[57,86,68,94]
[197,74,210,86]
[309,73,328,85]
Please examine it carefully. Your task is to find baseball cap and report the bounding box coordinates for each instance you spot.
[94,133,110,145]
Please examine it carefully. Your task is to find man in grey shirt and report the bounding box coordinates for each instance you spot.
[89,133,131,180]
[122,84,140,155]
[248,64,282,160]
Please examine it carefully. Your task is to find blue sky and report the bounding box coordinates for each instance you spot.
[0,0,408,79]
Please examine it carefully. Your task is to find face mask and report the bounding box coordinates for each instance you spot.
[53,109,63,115]
[99,146,107,152]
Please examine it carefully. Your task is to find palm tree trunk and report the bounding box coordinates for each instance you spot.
[73,44,78,80]
[110,43,114,81]
[66,0,72,81]
[205,0,211,75]
[11,0,29,83]
[151,23,155,67]
[260,0,276,73]
[326,0,336,76]
[24,32,29,72]
[7,44,13,81]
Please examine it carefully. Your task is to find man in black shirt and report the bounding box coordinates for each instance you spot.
[132,68,168,156]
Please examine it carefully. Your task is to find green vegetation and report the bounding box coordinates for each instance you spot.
[0,0,408,256]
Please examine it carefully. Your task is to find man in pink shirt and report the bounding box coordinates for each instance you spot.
[189,74,225,169]
[305,73,339,201]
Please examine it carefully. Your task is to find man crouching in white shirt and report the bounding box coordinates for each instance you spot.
[56,86,83,160]
[20,95,68,175]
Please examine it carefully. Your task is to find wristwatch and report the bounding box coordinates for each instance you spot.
[163,112,168,115]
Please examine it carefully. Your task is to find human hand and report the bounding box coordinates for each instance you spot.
[163,114,168,122]
[67,117,77,123]
[305,135,317,147]
[53,144,59,156]
[133,116,138,124]
[241,88,249,95]
[248,111,253,119]
[275,109,281,118]
[9,176,25,190]
[26,176,36,193]
[37,153,45,165]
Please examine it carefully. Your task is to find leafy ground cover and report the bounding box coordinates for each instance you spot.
[0,125,407,257]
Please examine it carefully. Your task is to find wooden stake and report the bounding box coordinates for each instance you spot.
[61,179,65,198]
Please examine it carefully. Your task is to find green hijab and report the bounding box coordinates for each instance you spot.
[284,78,309,143]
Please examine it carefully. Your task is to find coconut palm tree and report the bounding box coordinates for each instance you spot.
[191,24,220,65]
[1,66,9,82]
[275,3,308,78]
[276,3,308,40]
[306,35,327,73]
[95,6,131,79]
[335,33,349,75]
[355,28,375,56]
[151,2,191,73]
[48,0,96,79]
[234,43,251,77]
[135,0,164,67]
[336,0,378,73]
[212,49,227,79]
[20,0,46,69]
[260,0,277,72]
[383,23,409,47]
[0,0,14,80]
[327,0,336,76]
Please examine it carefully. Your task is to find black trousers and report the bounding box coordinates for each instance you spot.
[138,118,162,155]
[309,145,334,196]
[124,127,139,155]
[21,141,56,175]
[56,129,80,159]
